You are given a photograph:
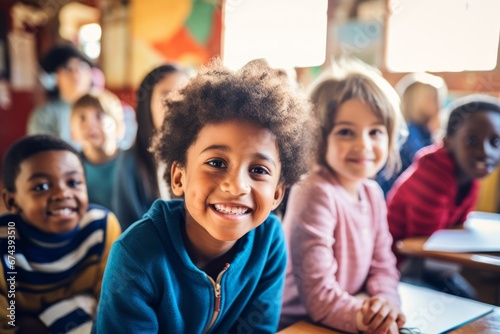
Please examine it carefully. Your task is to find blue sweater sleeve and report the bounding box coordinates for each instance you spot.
[92,240,158,333]
[229,220,287,334]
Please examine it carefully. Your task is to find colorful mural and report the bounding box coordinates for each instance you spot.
[130,0,221,86]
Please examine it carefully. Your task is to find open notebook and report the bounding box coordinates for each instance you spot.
[399,282,494,333]
[423,211,500,252]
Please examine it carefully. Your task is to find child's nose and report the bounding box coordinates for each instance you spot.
[52,183,72,200]
[356,133,371,150]
[220,169,250,196]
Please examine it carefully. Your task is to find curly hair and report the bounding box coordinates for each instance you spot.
[309,73,403,177]
[152,59,316,186]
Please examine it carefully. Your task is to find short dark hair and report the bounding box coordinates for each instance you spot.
[152,59,316,186]
[2,135,82,192]
[40,43,94,98]
[446,95,500,137]
[41,43,93,74]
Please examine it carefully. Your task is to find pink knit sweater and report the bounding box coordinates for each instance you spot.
[280,166,401,333]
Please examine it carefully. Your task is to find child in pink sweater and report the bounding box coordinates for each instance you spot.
[280,73,406,334]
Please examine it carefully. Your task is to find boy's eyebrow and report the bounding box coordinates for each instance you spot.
[27,170,81,181]
[200,145,277,168]
[201,145,230,154]
[27,173,51,181]
[254,152,277,168]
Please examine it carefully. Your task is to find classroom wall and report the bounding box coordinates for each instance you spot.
[1,0,500,167]
[102,0,221,90]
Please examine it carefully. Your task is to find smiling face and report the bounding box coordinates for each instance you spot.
[325,99,389,196]
[445,110,500,184]
[171,120,285,244]
[4,150,88,234]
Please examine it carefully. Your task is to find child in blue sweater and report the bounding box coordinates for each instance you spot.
[92,59,316,333]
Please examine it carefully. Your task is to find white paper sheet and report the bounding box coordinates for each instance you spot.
[423,211,500,252]
[399,282,494,333]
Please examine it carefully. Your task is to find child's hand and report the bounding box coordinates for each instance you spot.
[357,296,405,334]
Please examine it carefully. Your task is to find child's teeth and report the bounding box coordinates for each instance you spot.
[214,204,248,215]
[52,208,72,215]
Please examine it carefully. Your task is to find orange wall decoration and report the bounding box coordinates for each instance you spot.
[130,0,221,86]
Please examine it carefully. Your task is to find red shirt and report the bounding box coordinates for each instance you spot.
[387,143,479,244]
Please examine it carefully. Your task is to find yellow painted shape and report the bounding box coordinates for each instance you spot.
[130,0,192,42]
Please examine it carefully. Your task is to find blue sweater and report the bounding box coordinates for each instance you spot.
[93,199,287,333]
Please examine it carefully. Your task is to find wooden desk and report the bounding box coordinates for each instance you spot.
[279,309,500,334]
[279,283,499,334]
[396,237,500,274]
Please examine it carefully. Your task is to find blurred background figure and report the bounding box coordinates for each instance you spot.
[91,67,137,150]
[112,64,188,231]
[27,43,94,147]
[376,72,447,195]
[71,90,125,211]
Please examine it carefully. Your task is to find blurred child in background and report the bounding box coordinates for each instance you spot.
[387,95,500,298]
[376,72,447,195]
[113,64,188,230]
[71,91,125,210]
[28,44,94,148]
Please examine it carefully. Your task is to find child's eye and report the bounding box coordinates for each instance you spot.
[67,179,83,188]
[206,159,227,168]
[336,129,353,136]
[465,135,479,146]
[33,183,50,192]
[370,129,385,136]
[250,166,270,175]
[491,137,500,148]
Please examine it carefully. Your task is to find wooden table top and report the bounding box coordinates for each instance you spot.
[396,236,500,273]
[278,308,500,334]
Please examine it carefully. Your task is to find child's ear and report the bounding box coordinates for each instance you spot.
[170,162,185,197]
[271,182,286,210]
[2,189,19,213]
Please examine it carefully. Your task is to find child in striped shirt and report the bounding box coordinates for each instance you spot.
[0,134,121,333]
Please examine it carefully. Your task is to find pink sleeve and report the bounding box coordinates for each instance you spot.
[365,186,401,307]
[286,183,362,333]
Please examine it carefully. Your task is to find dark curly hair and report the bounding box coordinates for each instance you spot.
[152,59,316,187]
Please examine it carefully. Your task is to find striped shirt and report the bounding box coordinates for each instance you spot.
[387,143,479,244]
[0,205,121,334]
